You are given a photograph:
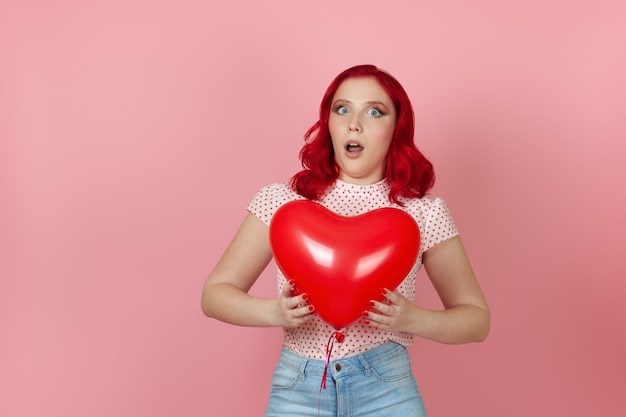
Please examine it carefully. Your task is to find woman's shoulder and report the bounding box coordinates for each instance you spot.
[400,194,449,214]
[399,194,459,250]
[253,182,305,203]
[256,182,297,194]
[247,182,305,226]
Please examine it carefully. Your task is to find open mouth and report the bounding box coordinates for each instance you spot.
[345,142,364,153]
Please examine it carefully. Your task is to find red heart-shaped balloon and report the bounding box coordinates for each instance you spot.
[269,200,420,330]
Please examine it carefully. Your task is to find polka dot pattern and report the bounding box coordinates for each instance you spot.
[247,179,459,359]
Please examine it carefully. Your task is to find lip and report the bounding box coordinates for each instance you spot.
[344,139,364,149]
[343,139,364,158]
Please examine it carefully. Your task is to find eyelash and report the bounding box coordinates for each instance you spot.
[334,105,349,115]
[367,108,385,117]
[333,105,386,117]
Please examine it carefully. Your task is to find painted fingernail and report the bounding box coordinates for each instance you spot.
[288,280,295,286]
[362,311,369,317]
[308,305,315,311]
[301,293,309,300]
[369,301,375,307]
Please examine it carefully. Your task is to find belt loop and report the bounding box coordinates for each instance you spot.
[298,357,308,381]
[357,353,372,377]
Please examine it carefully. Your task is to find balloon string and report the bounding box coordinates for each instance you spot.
[318,331,344,417]
[320,331,345,390]
[321,332,333,390]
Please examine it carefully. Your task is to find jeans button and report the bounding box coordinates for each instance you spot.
[334,363,342,371]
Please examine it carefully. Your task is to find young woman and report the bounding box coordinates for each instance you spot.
[201,64,490,416]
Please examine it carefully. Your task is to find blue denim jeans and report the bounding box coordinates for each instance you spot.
[265,342,427,417]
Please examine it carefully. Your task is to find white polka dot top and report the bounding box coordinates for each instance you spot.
[247,178,459,359]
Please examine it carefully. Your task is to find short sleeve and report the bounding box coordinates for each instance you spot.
[246,183,303,226]
[422,198,459,252]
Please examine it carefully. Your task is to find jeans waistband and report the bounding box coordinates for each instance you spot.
[277,341,408,379]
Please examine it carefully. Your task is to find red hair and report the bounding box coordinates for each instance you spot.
[290,64,435,204]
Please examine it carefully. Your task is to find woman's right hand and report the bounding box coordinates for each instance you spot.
[202,213,316,328]
[273,281,316,328]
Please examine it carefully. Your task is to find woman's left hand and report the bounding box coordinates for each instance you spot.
[364,236,490,343]
[364,288,420,333]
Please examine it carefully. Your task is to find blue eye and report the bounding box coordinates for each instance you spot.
[335,105,349,115]
[367,108,384,117]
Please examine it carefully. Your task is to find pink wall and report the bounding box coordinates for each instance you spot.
[2,1,625,416]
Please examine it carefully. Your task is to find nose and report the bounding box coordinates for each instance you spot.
[348,114,362,132]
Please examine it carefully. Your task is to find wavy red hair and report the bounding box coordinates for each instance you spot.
[290,64,435,204]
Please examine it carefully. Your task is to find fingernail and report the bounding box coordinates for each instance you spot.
[368,301,375,307]
[289,280,295,286]
[308,305,315,311]
[380,288,388,296]
[301,293,309,300]
[362,311,369,317]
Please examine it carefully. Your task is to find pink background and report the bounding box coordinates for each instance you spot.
[2,1,625,416]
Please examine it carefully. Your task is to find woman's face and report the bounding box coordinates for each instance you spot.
[328,77,396,185]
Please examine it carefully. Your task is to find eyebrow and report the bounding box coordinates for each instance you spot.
[332,99,390,108]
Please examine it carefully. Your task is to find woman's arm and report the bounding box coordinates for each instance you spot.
[366,236,490,344]
[201,212,315,328]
